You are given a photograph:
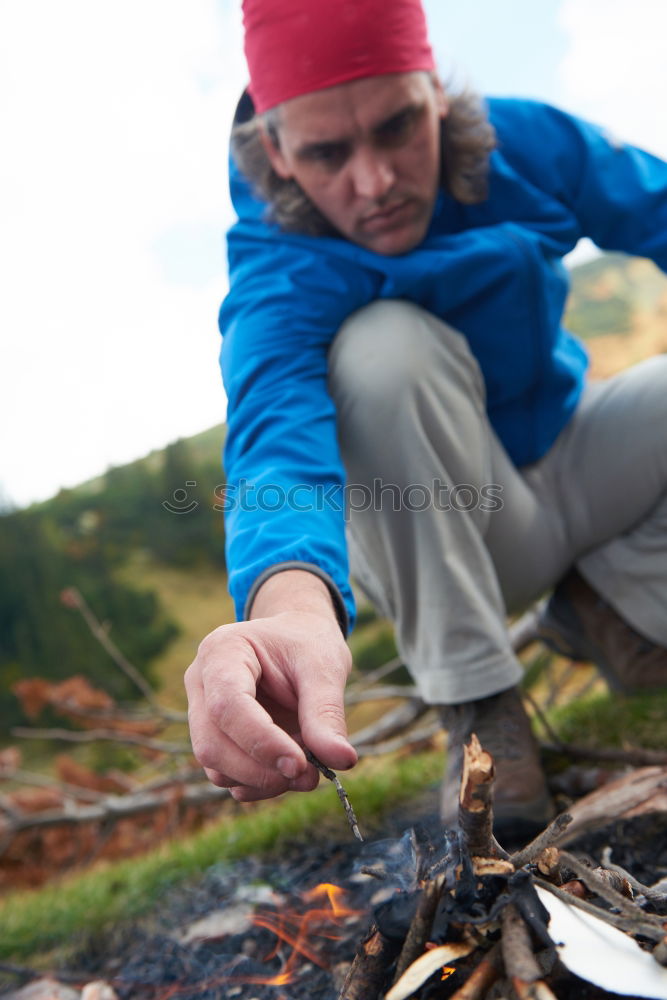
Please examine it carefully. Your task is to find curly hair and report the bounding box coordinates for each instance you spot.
[230,80,497,237]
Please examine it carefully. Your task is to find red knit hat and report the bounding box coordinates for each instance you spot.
[242,0,436,113]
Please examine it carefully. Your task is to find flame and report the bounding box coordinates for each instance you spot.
[230,881,363,987]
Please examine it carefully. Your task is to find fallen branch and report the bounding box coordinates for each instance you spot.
[553,765,667,845]
[350,699,429,748]
[11,727,191,754]
[0,781,229,839]
[542,741,667,768]
[355,720,440,758]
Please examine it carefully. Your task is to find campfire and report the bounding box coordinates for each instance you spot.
[6,736,667,1000]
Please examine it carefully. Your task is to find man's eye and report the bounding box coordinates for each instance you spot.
[304,145,347,167]
[376,110,419,145]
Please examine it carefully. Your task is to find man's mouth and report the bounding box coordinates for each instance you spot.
[361,199,413,232]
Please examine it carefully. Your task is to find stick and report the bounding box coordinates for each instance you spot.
[510,813,573,868]
[535,878,665,942]
[600,846,667,904]
[11,727,190,754]
[355,721,440,758]
[502,903,558,1000]
[304,750,363,842]
[541,741,667,767]
[337,926,398,1000]
[448,943,502,1000]
[60,587,187,722]
[558,851,664,932]
[350,699,429,748]
[392,874,444,983]
[458,735,508,860]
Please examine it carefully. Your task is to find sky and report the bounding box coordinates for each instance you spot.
[2,0,667,508]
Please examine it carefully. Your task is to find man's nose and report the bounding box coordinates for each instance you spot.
[349,147,395,200]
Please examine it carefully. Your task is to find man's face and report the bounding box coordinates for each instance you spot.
[261,72,447,256]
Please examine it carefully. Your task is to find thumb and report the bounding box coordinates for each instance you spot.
[297,671,358,771]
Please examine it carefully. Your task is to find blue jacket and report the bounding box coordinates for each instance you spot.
[220,97,667,631]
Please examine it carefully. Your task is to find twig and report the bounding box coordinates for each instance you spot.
[392,874,444,982]
[509,603,545,654]
[345,685,419,704]
[355,721,440,758]
[522,690,564,748]
[558,850,666,933]
[541,741,667,767]
[11,727,190,754]
[304,749,363,842]
[350,699,429,748]
[348,656,403,691]
[61,586,187,722]
[510,813,573,868]
[535,878,665,942]
[2,767,106,804]
[448,943,502,1000]
[600,846,667,904]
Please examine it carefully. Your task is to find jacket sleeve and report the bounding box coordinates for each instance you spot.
[219,218,378,632]
[490,99,667,269]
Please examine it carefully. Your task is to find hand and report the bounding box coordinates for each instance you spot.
[185,606,357,801]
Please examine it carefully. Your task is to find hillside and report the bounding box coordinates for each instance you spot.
[565,252,667,377]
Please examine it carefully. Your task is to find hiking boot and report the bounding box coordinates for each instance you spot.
[439,686,554,843]
[538,569,667,695]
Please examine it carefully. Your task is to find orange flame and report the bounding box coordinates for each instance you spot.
[231,881,364,987]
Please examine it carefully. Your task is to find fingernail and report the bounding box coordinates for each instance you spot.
[277,755,298,779]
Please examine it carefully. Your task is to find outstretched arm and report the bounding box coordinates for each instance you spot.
[185,568,358,800]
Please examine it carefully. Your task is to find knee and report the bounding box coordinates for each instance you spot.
[328,299,479,411]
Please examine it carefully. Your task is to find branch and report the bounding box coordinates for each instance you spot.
[11,727,191,754]
[350,699,429,748]
[60,587,187,722]
[510,813,573,869]
[508,602,546,654]
[542,741,667,767]
[536,878,665,943]
[0,782,229,842]
[355,720,440,757]
[458,734,508,860]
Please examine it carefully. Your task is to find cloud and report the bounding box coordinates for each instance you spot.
[558,0,667,157]
[0,0,247,505]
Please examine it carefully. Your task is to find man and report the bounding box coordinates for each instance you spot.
[185,0,667,836]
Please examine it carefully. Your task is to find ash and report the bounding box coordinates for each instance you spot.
[63,811,667,1000]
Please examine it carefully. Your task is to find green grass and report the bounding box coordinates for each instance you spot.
[0,750,442,965]
[549,687,667,750]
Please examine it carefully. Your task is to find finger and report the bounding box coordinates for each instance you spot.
[296,670,358,771]
[188,683,295,795]
[230,767,320,802]
[199,648,307,777]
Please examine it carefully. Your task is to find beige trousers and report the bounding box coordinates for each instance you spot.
[327,300,667,704]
